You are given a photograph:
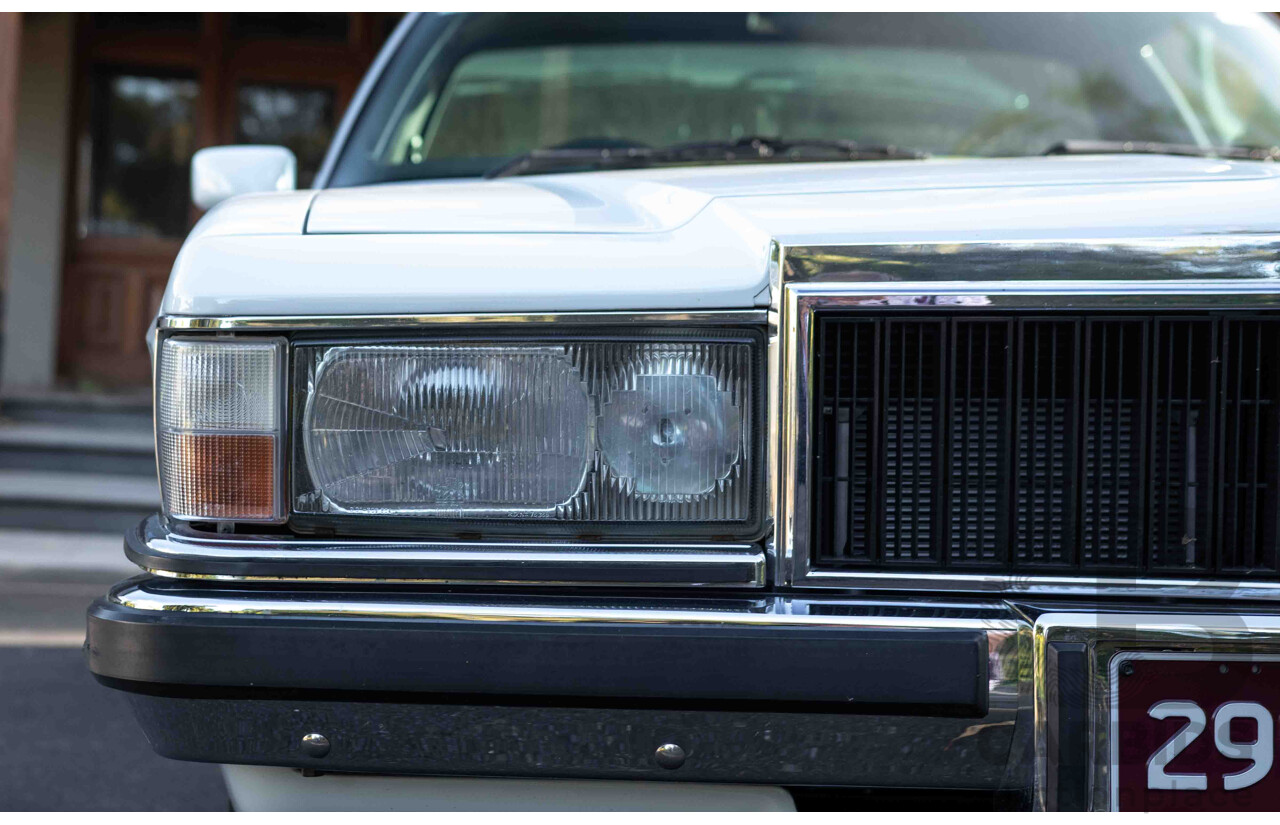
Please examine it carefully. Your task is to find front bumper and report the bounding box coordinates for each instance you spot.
[87,576,1280,810]
[88,577,1027,792]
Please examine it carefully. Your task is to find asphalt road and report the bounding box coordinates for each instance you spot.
[0,547,227,811]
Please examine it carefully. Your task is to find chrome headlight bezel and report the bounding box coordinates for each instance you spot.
[286,326,768,540]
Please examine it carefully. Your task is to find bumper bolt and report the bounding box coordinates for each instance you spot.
[301,732,331,758]
[654,743,686,769]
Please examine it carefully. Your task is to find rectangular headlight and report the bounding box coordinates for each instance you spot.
[292,334,761,531]
[157,336,286,522]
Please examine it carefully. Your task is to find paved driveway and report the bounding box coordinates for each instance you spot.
[0,547,226,811]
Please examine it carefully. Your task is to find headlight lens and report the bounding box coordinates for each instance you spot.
[303,346,593,512]
[293,336,758,527]
[598,356,741,499]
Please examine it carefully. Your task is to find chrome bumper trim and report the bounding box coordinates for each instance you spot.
[110,581,1019,630]
[130,516,766,588]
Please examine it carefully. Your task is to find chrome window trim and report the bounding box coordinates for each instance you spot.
[311,12,424,190]
[158,309,768,331]
[777,237,1280,598]
[131,517,766,587]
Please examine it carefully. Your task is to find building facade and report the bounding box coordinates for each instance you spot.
[0,12,399,392]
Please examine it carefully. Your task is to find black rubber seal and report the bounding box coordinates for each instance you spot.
[1047,641,1090,811]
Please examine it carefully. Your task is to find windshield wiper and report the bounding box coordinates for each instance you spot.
[652,136,927,163]
[1044,139,1280,161]
[485,146,652,179]
[486,136,928,179]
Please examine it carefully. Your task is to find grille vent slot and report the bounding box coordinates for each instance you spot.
[811,313,1280,577]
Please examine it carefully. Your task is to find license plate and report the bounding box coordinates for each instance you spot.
[1111,652,1280,811]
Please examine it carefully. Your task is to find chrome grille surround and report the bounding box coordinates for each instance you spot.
[776,235,1280,598]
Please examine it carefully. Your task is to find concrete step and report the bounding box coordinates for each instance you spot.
[0,389,152,431]
[0,394,159,532]
[0,470,157,533]
[0,528,135,582]
[0,422,155,475]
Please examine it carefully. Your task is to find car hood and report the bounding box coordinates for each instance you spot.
[301,154,1280,237]
[166,155,1280,317]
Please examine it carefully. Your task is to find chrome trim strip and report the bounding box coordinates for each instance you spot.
[158,309,768,331]
[110,583,1021,630]
[786,279,1280,307]
[778,245,1280,597]
[131,516,766,587]
[1033,612,1280,811]
[783,236,1280,284]
[139,550,764,586]
[795,569,1280,601]
[766,299,782,587]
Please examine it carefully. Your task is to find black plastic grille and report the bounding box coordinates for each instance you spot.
[811,312,1280,577]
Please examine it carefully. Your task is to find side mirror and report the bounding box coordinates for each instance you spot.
[191,145,297,210]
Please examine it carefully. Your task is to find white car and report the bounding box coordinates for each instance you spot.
[89,12,1280,812]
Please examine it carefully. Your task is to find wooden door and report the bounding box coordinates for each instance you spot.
[59,13,398,388]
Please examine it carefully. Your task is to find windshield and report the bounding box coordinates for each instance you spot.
[329,12,1280,186]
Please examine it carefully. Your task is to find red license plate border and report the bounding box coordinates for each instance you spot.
[1108,650,1280,812]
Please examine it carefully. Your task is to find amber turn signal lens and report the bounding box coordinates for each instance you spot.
[159,433,278,520]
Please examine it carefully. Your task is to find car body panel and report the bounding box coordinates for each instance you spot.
[164,155,1280,317]
[164,200,773,316]
[305,177,714,235]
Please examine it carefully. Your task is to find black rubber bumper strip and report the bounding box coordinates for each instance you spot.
[105,688,1014,785]
[87,596,990,717]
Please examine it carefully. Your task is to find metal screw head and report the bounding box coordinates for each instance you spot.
[654,743,686,769]
[1120,662,1135,677]
[301,733,331,758]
